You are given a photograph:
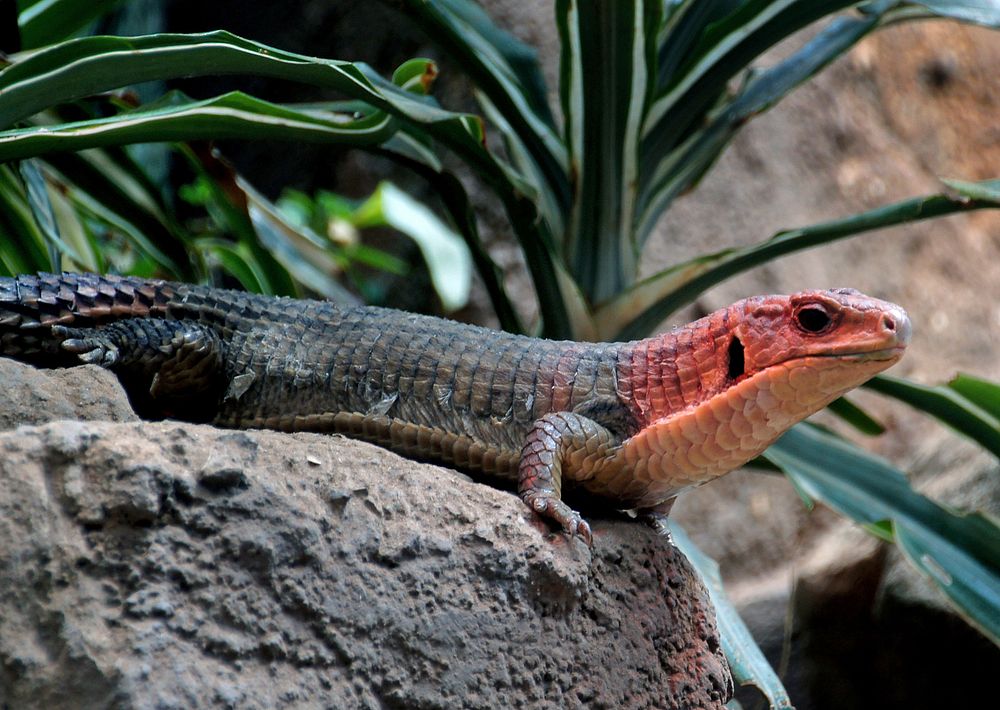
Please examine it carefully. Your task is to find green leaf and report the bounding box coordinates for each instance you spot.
[826,396,886,436]
[0,164,51,274]
[600,180,1000,340]
[864,374,1000,458]
[0,33,494,223]
[17,0,125,49]
[0,32,460,132]
[670,523,793,709]
[638,5,887,241]
[353,181,472,312]
[237,177,360,305]
[395,0,570,216]
[17,159,63,265]
[40,147,190,277]
[909,0,1000,26]
[196,239,265,294]
[948,373,1000,418]
[557,0,661,302]
[764,424,1000,646]
[0,30,575,337]
[43,166,104,272]
[0,92,397,162]
[374,121,576,339]
[477,89,565,244]
[178,145,295,297]
[642,0,856,174]
[377,153,525,333]
[942,177,1000,203]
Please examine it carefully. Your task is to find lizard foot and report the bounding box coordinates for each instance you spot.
[636,499,676,544]
[639,512,673,543]
[522,492,593,547]
[52,325,120,367]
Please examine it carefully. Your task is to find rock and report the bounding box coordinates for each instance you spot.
[0,363,732,709]
[0,358,138,431]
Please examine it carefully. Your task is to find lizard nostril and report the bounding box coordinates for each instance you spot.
[883,315,895,332]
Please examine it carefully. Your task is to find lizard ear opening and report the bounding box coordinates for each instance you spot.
[727,336,745,380]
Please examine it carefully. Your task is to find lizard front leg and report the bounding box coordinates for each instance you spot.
[53,318,225,418]
[518,412,620,546]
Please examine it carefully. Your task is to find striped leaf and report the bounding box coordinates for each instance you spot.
[637,4,890,242]
[0,92,398,162]
[557,0,661,302]
[396,0,570,222]
[0,164,52,274]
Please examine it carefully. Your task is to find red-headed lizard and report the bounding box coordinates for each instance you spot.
[0,273,910,544]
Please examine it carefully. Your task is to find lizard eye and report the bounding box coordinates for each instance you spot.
[794,306,833,334]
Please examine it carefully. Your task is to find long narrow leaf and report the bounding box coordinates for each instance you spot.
[671,523,793,709]
[18,159,64,265]
[600,182,1000,340]
[41,147,190,277]
[17,0,125,49]
[395,0,570,218]
[638,6,887,241]
[557,0,661,302]
[826,396,886,436]
[642,0,855,171]
[42,166,104,272]
[377,146,524,333]
[178,145,295,297]
[0,92,397,162]
[236,177,360,305]
[864,374,1000,457]
[948,374,1000,418]
[477,90,565,244]
[375,122,577,337]
[0,32,457,131]
[910,0,1000,26]
[942,177,1000,203]
[0,32,492,214]
[657,1,740,91]
[764,424,1000,646]
[0,164,51,273]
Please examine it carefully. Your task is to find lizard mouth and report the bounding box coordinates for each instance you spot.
[781,345,906,367]
[828,345,906,362]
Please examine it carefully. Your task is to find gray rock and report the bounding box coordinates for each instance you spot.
[0,359,138,431]
[0,362,731,709]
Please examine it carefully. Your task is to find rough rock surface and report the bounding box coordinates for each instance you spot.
[0,361,138,431]
[0,359,732,709]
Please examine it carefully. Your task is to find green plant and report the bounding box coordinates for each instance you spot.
[1,1,998,705]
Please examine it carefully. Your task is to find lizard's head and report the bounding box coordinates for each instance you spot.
[615,289,911,505]
[728,288,910,390]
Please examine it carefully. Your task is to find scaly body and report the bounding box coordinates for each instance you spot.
[0,273,910,543]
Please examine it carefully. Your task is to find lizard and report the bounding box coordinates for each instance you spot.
[0,272,910,545]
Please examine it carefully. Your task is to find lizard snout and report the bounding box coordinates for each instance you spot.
[880,305,911,349]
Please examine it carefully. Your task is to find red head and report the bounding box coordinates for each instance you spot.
[728,287,910,380]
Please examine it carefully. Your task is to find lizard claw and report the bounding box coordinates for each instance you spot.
[640,513,673,544]
[523,493,593,547]
[53,325,120,367]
